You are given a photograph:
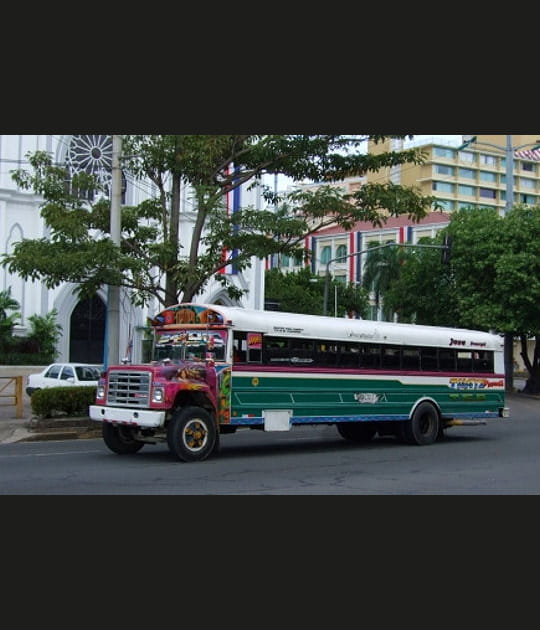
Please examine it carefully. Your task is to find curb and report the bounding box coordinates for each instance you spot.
[20,427,103,442]
[3,416,102,444]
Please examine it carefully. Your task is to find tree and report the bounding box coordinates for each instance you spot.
[2,135,438,310]
[446,207,505,330]
[26,309,63,361]
[265,267,369,316]
[382,205,540,394]
[384,235,459,326]
[361,242,408,320]
[265,268,326,315]
[0,288,20,350]
[492,205,540,394]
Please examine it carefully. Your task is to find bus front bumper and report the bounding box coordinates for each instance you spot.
[89,405,166,428]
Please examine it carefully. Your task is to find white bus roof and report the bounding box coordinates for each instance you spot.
[165,304,503,351]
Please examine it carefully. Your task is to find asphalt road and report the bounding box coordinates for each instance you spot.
[0,392,537,495]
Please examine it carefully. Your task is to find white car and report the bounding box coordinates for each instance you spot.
[26,363,102,396]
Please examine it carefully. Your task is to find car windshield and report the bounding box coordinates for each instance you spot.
[75,366,101,381]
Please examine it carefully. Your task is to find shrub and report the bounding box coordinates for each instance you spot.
[30,386,97,419]
[1,351,54,365]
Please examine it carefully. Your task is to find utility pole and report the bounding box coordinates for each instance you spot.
[105,134,122,368]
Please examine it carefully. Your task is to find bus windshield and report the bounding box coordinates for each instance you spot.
[153,330,227,363]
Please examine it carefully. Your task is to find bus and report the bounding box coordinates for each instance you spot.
[90,303,509,462]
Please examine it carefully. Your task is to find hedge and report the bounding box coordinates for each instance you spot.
[1,352,54,365]
[30,386,97,419]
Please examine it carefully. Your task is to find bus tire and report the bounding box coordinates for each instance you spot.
[402,402,440,446]
[337,422,377,443]
[167,406,218,462]
[103,422,145,455]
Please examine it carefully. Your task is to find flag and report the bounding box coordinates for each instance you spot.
[514,149,540,161]
[218,165,239,275]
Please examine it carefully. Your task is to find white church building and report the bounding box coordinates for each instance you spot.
[0,134,266,364]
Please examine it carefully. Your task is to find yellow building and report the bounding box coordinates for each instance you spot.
[367,135,540,214]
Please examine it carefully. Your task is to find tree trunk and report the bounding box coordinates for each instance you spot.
[522,366,540,394]
[519,334,540,394]
[164,172,181,307]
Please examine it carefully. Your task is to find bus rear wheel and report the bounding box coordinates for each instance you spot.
[167,406,219,462]
[337,422,377,443]
[103,423,145,455]
[401,402,440,446]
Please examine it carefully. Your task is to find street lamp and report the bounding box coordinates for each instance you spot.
[458,134,540,392]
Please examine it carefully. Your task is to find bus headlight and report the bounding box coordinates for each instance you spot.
[152,387,165,403]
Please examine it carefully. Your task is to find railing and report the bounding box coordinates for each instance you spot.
[0,376,24,418]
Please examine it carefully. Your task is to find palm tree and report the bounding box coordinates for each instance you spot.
[0,288,21,347]
[361,243,406,321]
[27,309,62,360]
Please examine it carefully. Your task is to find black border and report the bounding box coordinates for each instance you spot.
[1,65,530,134]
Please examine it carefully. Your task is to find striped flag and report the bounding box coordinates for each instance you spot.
[515,149,540,161]
[218,165,239,275]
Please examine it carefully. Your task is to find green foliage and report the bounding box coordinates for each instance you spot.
[0,294,61,364]
[30,386,96,419]
[265,267,369,317]
[0,350,53,365]
[265,268,324,314]
[446,207,504,331]
[361,243,409,321]
[0,288,21,347]
[384,236,460,326]
[2,135,438,310]
[26,309,62,360]
[371,204,540,390]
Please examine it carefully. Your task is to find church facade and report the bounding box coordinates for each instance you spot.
[0,134,266,364]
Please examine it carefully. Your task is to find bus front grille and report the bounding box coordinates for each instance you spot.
[107,370,152,407]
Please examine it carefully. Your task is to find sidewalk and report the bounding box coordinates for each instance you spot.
[0,395,101,444]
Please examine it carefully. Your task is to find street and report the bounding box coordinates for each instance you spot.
[0,392,538,495]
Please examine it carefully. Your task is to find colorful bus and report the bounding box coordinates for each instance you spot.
[90,303,509,462]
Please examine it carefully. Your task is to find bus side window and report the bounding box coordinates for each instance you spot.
[421,348,438,371]
[339,343,360,368]
[360,345,381,369]
[439,349,456,372]
[247,349,262,363]
[457,351,473,372]
[381,346,401,370]
[473,351,493,373]
[234,348,246,363]
[263,338,289,365]
[402,347,420,371]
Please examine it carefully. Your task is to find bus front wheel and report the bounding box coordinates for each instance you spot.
[401,402,440,446]
[103,423,145,455]
[167,406,219,462]
[337,422,377,443]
